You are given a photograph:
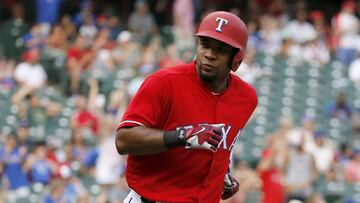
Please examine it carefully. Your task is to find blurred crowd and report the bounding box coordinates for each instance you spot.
[0,0,359,203]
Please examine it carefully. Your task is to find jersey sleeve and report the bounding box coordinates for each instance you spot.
[118,76,170,129]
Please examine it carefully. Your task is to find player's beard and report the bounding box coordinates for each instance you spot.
[198,69,217,82]
[197,64,219,82]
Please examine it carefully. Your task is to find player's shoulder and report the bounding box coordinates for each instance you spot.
[149,62,194,80]
[230,74,258,101]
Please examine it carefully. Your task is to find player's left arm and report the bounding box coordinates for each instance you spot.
[221,167,240,200]
[221,85,258,200]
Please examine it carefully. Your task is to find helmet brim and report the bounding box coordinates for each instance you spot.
[194,30,242,50]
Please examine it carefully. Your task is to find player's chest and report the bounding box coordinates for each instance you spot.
[163,88,253,150]
[168,87,251,126]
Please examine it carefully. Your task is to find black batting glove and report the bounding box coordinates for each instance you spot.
[221,171,239,200]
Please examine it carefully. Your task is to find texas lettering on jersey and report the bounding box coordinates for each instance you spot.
[176,123,242,151]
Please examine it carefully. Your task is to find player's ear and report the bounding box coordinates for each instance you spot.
[229,48,239,68]
[195,36,201,45]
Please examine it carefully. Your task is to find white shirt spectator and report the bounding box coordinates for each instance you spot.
[287,128,315,153]
[235,62,263,84]
[95,135,123,185]
[14,62,47,88]
[307,140,336,174]
[349,58,360,85]
[283,20,316,44]
[303,40,330,64]
[334,12,359,49]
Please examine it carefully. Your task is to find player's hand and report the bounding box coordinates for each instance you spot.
[221,171,239,200]
[181,124,223,152]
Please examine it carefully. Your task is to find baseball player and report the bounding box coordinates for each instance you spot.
[116,11,258,203]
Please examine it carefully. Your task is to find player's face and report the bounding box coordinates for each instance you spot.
[196,36,233,83]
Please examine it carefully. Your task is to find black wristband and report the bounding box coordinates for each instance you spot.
[163,128,187,149]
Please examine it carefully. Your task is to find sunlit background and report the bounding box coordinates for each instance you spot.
[0,0,359,202]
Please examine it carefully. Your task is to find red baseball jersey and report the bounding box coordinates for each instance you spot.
[118,62,257,203]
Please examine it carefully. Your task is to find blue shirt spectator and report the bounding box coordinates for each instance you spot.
[0,144,29,190]
[31,159,52,184]
[36,0,63,24]
[326,91,352,121]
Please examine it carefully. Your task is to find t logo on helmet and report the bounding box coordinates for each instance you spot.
[215,17,228,32]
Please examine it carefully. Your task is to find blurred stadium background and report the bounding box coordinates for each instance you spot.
[0,0,359,202]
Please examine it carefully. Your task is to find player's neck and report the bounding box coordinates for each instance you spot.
[205,76,229,94]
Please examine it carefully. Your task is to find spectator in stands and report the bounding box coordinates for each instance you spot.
[307,193,327,203]
[303,11,330,65]
[268,116,294,168]
[282,8,316,45]
[79,11,98,40]
[331,0,359,66]
[172,0,195,53]
[95,115,124,203]
[59,15,77,42]
[307,131,336,175]
[107,15,123,41]
[44,24,69,58]
[91,28,116,79]
[112,30,141,71]
[283,137,317,202]
[0,134,30,202]
[246,20,261,51]
[287,114,316,153]
[127,61,155,99]
[235,48,263,84]
[231,161,262,203]
[326,91,352,121]
[348,56,360,86]
[45,137,63,178]
[24,141,57,185]
[279,35,302,59]
[16,120,33,153]
[257,138,285,203]
[267,0,288,19]
[43,178,66,203]
[35,0,63,28]
[344,148,360,183]
[159,43,183,69]
[0,3,28,60]
[11,48,47,104]
[58,163,89,203]
[337,143,354,168]
[66,35,93,95]
[13,47,47,89]
[70,78,99,135]
[69,129,91,165]
[351,108,360,136]
[23,23,47,50]
[258,14,282,55]
[126,35,162,98]
[105,87,128,120]
[23,93,63,128]
[0,58,16,92]
[128,0,157,44]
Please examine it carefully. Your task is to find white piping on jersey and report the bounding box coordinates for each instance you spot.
[119,120,146,127]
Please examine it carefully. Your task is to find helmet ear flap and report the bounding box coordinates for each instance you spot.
[229,48,239,70]
[231,49,243,72]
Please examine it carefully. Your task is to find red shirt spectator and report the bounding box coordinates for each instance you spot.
[257,149,285,203]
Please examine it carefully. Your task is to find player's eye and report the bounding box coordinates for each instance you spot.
[201,41,210,49]
[217,47,227,54]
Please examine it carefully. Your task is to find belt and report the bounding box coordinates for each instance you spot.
[140,196,156,203]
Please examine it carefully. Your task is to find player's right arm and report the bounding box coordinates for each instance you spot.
[116,124,223,155]
[115,76,222,155]
[116,126,167,155]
